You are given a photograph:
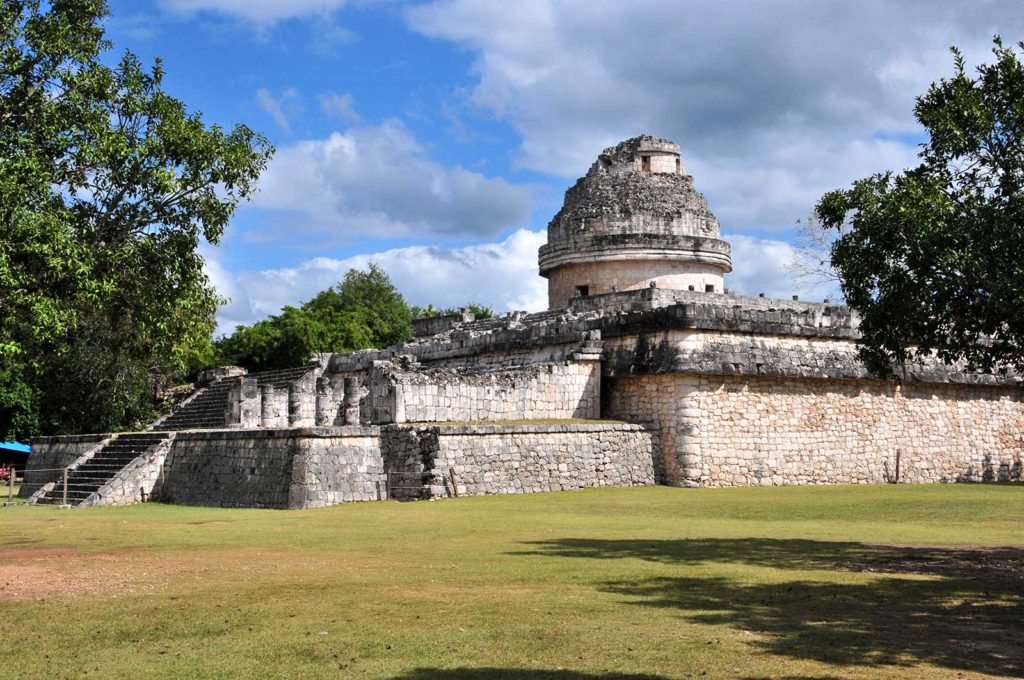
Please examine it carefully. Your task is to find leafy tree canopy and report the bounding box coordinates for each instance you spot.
[817,38,1024,377]
[215,265,497,373]
[216,265,413,372]
[0,0,272,439]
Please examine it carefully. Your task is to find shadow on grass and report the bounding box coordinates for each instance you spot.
[518,539,1024,677]
[391,671,668,679]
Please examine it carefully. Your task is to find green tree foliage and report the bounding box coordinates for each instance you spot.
[0,1,272,438]
[216,265,413,372]
[817,38,1024,377]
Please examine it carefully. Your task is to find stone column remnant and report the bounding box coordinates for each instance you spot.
[235,377,261,429]
[343,377,361,425]
[260,384,276,427]
[315,376,335,426]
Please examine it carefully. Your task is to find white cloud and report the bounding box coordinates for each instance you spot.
[158,0,351,24]
[319,91,361,123]
[211,229,547,334]
[255,87,301,135]
[250,120,534,242]
[405,0,1023,233]
[725,234,838,303]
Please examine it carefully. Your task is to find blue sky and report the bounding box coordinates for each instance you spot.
[102,0,1023,334]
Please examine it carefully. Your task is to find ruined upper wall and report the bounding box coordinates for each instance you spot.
[542,137,724,247]
[325,289,1021,387]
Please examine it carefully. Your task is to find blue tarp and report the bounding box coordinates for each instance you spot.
[0,441,30,453]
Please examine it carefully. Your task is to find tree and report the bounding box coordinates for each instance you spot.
[0,1,272,438]
[216,265,412,372]
[817,38,1024,377]
[306,264,414,348]
[786,214,847,302]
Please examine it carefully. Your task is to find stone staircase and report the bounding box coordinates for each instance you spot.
[251,366,318,389]
[36,433,171,506]
[158,379,234,431]
[156,366,317,431]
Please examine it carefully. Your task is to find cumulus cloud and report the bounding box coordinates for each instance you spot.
[250,120,534,242]
[405,0,1024,232]
[210,229,547,334]
[158,0,351,24]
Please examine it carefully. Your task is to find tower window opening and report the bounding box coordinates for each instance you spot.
[575,285,589,297]
[676,158,681,174]
[705,284,715,293]
[641,155,651,172]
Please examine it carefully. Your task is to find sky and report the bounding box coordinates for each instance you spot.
[103,0,1024,335]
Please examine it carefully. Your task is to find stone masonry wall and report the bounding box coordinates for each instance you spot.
[368,360,600,424]
[289,428,385,507]
[548,260,725,309]
[606,373,1024,487]
[159,427,383,508]
[382,423,655,500]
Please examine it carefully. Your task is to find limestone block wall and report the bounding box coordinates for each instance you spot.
[548,260,725,309]
[606,373,1024,487]
[289,427,385,508]
[158,427,383,508]
[20,434,108,497]
[368,360,600,424]
[383,423,655,500]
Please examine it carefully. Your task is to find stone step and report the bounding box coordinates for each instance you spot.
[38,434,171,507]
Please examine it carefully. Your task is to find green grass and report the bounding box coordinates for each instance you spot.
[1,483,20,504]
[0,484,1021,679]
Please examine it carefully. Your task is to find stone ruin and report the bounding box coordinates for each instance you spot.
[21,136,1024,508]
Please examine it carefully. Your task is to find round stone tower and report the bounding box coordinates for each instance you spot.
[538,135,732,310]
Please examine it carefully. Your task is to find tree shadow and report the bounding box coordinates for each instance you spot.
[517,539,1024,677]
[390,670,668,679]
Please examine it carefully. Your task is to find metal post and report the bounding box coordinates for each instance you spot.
[62,468,68,506]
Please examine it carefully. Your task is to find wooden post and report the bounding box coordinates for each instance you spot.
[449,468,459,498]
[895,448,901,484]
[62,468,68,505]
[7,469,13,503]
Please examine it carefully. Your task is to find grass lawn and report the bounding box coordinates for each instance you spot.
[0,484,1021,679]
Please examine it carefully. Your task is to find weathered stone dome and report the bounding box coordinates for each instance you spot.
[538,135,732,309]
